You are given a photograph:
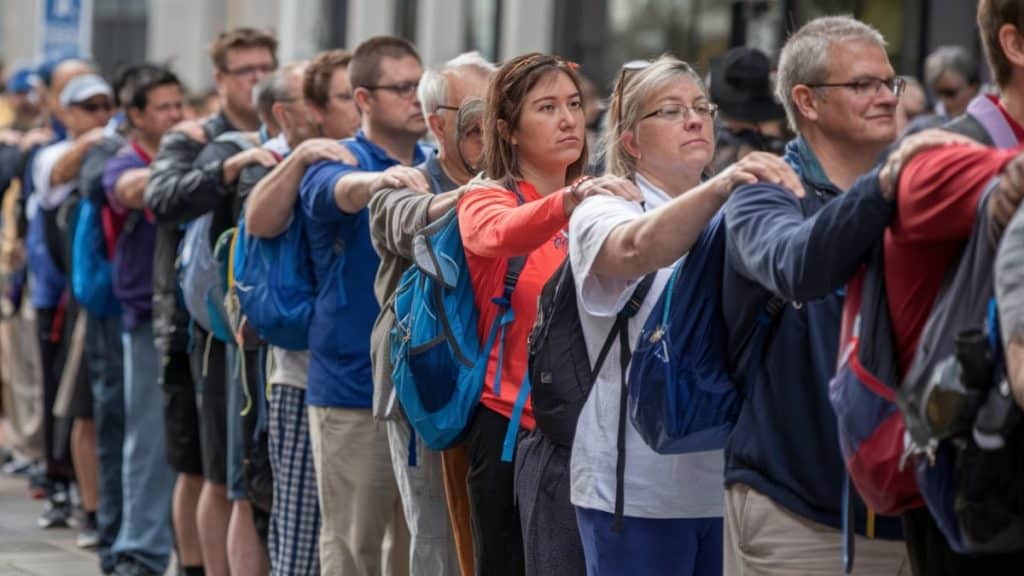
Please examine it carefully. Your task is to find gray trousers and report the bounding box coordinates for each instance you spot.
[386,415,460,576]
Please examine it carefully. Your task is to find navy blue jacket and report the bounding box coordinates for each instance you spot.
[722,138,903,539]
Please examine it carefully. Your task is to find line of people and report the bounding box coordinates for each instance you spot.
[1,3,1024,576]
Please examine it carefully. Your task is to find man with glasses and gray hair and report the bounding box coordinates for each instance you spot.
[367,50,495,576]
[719,15,913,574]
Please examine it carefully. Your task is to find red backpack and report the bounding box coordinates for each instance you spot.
[828,243,923,515]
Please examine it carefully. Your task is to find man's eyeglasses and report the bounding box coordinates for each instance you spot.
[362,81,419,99]
[613,60,652,126]
[223,64,276,78]
[640,103,718,123]
[806,76,906,98]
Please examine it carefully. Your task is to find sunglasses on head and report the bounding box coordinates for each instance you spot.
[613,60,652,126]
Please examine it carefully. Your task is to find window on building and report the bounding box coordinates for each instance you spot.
[395,0,417,43]
[92,0,147,81]
[464,0,501,63]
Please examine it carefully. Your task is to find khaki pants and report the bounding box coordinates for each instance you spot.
[724,484,910,576]
[0,302,43,459]
[309,405,409,576]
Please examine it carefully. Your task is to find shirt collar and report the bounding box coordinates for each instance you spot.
[633,172,673,210]
[422,151,459,193]
[782,136,842,196]
[354,129,429,167]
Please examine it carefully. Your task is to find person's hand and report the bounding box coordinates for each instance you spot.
[369,165,430,195]
[18,127,54,152]
[296,138,357,166]
[170,120,207,144]
[989,153,1024,242]
[712,152,804,199]
[222,148,280,185]
[79,126,106,147]
[0,128,22,147]
[879,129,980,200]
[563,175,644,216]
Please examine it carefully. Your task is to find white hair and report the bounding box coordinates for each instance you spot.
[418,51,496,123]
[775,15,887,133]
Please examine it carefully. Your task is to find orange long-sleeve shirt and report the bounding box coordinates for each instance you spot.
[457,180,571,429]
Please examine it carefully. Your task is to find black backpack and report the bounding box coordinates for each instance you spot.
[528,260,655,447]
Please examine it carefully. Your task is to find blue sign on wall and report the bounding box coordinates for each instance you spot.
[39,0,93,62]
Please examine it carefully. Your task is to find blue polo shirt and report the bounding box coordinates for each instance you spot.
[298,131,429,408]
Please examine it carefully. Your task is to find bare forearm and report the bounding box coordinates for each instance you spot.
[115,169,151,209]
[334,172,379,214]
[593,182,725,279]
[51,140,92,185]
[246,155,307,237]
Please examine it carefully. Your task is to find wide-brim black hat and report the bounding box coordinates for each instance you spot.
[710,47,786,123]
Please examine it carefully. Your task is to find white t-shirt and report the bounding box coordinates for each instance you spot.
[31,140,76,212]
[268,347,310,389]
[568,173,724,519]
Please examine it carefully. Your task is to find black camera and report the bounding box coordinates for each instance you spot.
[923,329,1020,448]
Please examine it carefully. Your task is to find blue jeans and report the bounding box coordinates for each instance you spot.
[111,322,176,573]
[85,313,125,574]
[575,507,722,576]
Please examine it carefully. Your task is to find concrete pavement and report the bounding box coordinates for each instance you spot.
[0,471,104,576]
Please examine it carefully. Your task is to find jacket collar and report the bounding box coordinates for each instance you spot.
[783,137,843,197]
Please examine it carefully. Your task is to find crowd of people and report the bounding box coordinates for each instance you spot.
[0,2,1024,576]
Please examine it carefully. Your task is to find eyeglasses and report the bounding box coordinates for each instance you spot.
[806,76,906,98]
[640,103,718,123]
[223,64,276,78]
[75,100,113,113]
[362,81,419,99]
[613,60,652,126]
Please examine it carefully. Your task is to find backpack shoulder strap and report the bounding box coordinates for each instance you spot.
[944,114,994,147]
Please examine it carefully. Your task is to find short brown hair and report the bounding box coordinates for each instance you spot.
[978,0,1024,87]
[209,27,278,72]
[348,36,420,89]
[483,53,588,185]
[304,49,352,109]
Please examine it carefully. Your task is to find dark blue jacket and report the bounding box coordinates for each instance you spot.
[722,138,903,539]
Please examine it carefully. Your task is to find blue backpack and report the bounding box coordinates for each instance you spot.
[231,141,372,350]
[71,195,120,317]
[390,187,525,454]
[628,213,782,454]
[233,213,316,350]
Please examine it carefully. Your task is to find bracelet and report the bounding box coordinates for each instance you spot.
[569,175,592,203]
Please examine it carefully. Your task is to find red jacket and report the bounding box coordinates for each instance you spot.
[457,181,571,429]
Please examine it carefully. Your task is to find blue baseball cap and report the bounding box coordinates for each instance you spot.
[7,68,38,94]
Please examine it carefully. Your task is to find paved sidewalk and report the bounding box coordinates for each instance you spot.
[0,472,104,576]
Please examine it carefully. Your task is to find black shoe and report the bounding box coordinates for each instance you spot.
[76,511,99,548]
[37,499,71,529]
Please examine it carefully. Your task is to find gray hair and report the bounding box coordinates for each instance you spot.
[924,45,979,88]
[253,61,307,115]
[418,51,496,122]
[775,15,887,132]
[602,55,707,177]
